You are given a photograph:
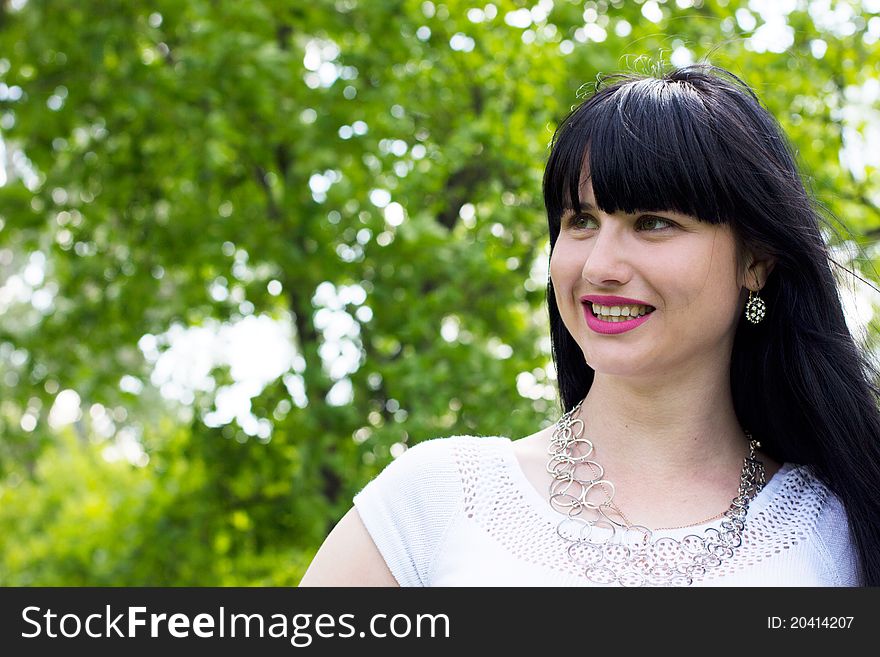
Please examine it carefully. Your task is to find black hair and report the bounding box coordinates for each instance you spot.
[542,63,880,586]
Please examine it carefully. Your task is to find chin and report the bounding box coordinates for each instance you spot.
[584,352,656,377]
[589,364,652,378]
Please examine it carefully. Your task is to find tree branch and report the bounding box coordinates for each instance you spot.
[253,165,281,221]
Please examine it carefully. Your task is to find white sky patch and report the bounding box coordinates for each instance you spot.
[316,313,362,379]
[369,188,391,208]
[7,141,41,191]
[641,1,664,23]
[839,79,880,183]
[102,426,149,467]
[148,323,220,402]
[20,411,37,432]
[807,0,857,36]
[48,388,82,428]
[0,250,55,315]
[505,8,532,28]
[580,24,607,42]
[736,8,757,31]
[0,271,31,309]
[309,169,341,203]
[840,283,878,348]
[146,313,298,437]
[459,202,476,228]
[742,0,796,54]
[440,315,460,342]
[119,374,144,395]
[449,33,475,52]
[671,45,694,67]
[0,83,23,101]
[516,369,557,401]
[89,402,116,439]
[313,282,365,381]
[613,19,631,37]
[749,19,794,52]
[139,282,369,435]
[467,7,486,23]
[283,372,308,408]
[22,251,45,286]
[384,201,405,227]
[303,38,341,89]
[829,240,880,349]
[326,377,353,406]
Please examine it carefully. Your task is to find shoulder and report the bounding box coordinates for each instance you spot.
[299,505,400,587]
[359,434,509,487]
[301,437,483,588]
[349,434,506,586]
[352,434,514,508]
[790,465,861,586]
[375,434,473,472]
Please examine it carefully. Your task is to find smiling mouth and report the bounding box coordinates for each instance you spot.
[586,303,656,322]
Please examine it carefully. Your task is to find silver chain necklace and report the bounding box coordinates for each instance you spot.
[547,398,766,586]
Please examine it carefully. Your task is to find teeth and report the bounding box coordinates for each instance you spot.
[590,303,653,320]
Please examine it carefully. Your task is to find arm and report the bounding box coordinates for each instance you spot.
[298,506,399,587]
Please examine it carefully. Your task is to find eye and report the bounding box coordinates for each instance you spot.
[638,216,675,231]
[564,212,597,230]
[562,213,675,232]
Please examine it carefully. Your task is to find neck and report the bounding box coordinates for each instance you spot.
[576,366,749,486]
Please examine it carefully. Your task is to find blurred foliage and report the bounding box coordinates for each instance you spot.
[0,0,878,584]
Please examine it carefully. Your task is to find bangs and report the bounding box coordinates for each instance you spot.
[544,76,741,229]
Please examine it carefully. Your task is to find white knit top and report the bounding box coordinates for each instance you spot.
[353,435,861,587]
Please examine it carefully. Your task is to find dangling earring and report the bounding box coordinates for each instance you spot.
[745,289,766,324]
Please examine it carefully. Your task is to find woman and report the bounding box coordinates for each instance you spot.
[300,64,880,586]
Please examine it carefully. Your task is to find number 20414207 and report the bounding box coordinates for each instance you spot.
[768,617,853,629]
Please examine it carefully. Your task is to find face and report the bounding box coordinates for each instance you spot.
[549,178,747,378]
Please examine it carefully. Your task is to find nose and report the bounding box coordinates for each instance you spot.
[581,224,632,287]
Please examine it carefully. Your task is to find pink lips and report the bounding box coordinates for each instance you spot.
[583,303,654,335]
[580,294,654,307]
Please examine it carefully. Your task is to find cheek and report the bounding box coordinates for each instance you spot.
[674,249,741,321]
[548,250,563,288]
[549,241,582,281]
[549,247,579,315]
[667,238,734,292]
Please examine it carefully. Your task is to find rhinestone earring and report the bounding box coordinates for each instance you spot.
[745,289,766,324]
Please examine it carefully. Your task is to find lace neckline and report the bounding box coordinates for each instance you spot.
[493,435,799,537]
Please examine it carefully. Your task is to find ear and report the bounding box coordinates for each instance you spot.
[744,253,776,291]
